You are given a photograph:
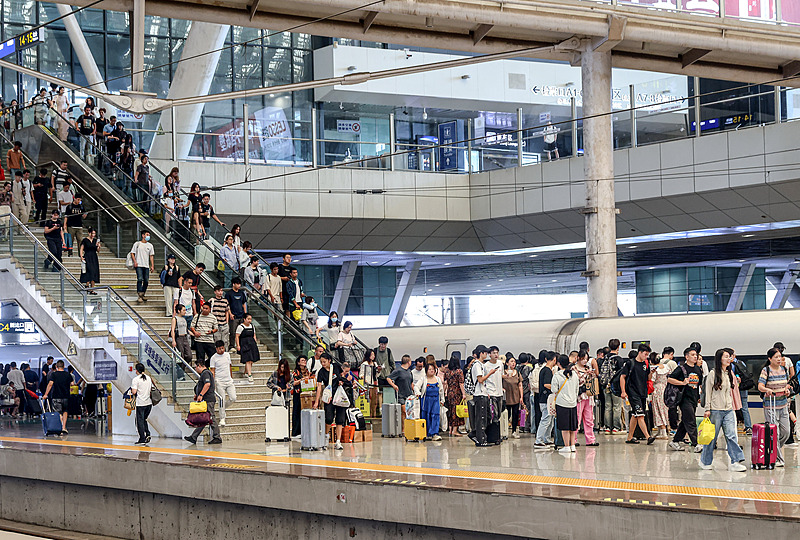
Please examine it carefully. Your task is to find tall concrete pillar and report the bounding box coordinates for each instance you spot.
[55,5,109,108]
[387,261,421,328]
[452,296,470,324]
[330,260,357,315]
[148,22,229,161]
[581,47,618,318]
[131,0,145,93]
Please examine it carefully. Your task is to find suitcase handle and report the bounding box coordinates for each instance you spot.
[41,397,52,413]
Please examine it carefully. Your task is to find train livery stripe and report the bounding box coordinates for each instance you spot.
[1,436,798,505]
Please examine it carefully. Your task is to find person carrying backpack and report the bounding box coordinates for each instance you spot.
[600,339,624,433]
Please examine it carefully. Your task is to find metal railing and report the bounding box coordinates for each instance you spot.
[0,212,213,407]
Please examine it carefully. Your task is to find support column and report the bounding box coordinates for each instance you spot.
[148,22,229,161]
[581,47,618,318]
[726,263,756,311]
[330,260,357,316]
[769,263,800,309]
[387,261,421,328]
[452,296,470,324]
[131,0,145,93]
[55,5,109,106]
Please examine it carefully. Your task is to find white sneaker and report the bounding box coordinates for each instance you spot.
[776,459,785,467]
[512,432,520,439]
[729,462,747,472]
[558,447,571,454]
[699,460,713,470]
[570,445,576,452]
[219,419,226,427]
[786,441,799,448]
[694,444,703,453]
[247,375,254,383]
[668,441,684,451]
[334,441,344,450]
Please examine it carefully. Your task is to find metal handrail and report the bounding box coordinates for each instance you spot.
[0,211,213,403]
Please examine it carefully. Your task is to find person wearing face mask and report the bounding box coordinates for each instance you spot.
[129,230,155,303]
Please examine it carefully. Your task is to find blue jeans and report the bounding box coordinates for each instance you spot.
[535,401,555,444]
[740,390,752,430]
[700,409,745,466]
[135,266,150,293]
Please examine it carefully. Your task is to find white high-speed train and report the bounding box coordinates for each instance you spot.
[356,309,798,361]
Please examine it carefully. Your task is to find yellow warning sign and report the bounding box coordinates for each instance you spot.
[66,342,77,356]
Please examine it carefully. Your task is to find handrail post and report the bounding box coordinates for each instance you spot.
[8,222,13,254]
[277,318,283,358]
[171,106,177,162]
[467,118,473,173]
[694,77,701,138]
[775,85,782,124]
[82,291,87,330]
[517,107,523,167]
[172,351,177,400]
[570,97,578,158]
[60,270,65,305]
[389,112,395,171]
[243,103,249,167]
[630,84,637,148]
[33,242,38,281]
[311,107,318,168]
[106,288,110,332]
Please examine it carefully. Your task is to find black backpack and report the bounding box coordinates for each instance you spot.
[663,364,688,408]
[736,361,755,391]
[609,359,629,397]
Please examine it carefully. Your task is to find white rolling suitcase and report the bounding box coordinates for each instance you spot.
[265,390,290,443]
[500,408,509,440]
[301,409,326,450]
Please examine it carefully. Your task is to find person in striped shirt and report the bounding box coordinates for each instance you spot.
[758,347,792,467]
[209,285,231,351]
[190,303,219,367]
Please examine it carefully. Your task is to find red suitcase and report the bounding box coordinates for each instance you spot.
[751,422,778,469]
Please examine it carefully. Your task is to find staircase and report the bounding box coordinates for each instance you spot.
[24,223,280,440]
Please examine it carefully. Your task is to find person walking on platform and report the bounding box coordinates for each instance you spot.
[235,313,259,383]
[444,353,465,437]
[534,351,558,448]
[574,350,599,446]
[700,349,747,472]
[185,358,222,445]
[129,230,155,303]
[668,347,703,453]
[291,356,311,438]
[502,356,524,439]
[313,352,348,450]
[210,341,236,427]
[130,363,153,445]
[467,345,491,447]
[415,362,444,441]
[600,339,625,434]
[160,253,180,317]
[551,355,580,454]
[42,360,71,434]
[758,347,792,466]
[621,344,657,446]
[387,354,414,419]
[651,354,671,439]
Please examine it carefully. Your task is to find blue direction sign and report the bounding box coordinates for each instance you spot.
[0,28,45,59]
[438,121,457,171]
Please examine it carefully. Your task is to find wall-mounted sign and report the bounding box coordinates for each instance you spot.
[337,120,361,133]
[539,111,551,123]
[0,319,37,333]
[438,121,458,171]
[93,360,117,382]
[16,28,45,53]
[115,110,145,124]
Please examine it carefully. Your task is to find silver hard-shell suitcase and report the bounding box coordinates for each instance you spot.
[301,409,326,450]
[381,403,402,437]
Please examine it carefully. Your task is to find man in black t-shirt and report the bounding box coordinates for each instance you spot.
[621,343,656,445]
[43,209,64,271]
[75,106,96,163]
[64,193,86,247]
[313,353,350,449]
[42,360,72,433]
[667,347,704,451]
[185,359,221,444]
[32,169,49,225]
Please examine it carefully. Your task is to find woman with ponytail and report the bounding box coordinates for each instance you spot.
[130,363,153,445]
[551,354,580,454]
[699,349,747,471]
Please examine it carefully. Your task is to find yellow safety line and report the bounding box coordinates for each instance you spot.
[0,436,797,504]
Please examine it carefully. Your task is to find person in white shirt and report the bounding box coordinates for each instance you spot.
[173,280,196,320]
[129,363,153,445]
[129,230,155,303]
[56,181,74,215]
[469,346,495,447]
[210,341,236,426]
[11,171,31,223]
[542,121,559,161]
[412,357,426,387]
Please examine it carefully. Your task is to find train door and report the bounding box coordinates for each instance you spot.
[445,341,468,367]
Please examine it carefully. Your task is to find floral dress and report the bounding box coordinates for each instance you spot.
[652,365,670,427]
[444,368,464,428]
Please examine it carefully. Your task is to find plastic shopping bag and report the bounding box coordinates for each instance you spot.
[698,417,716,445]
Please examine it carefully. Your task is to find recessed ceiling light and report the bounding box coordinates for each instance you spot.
[371,261,379,264]
[498,279,503,282]
[529,255,538,258]
[648,267,655,270]
[486,285,492,287]
[628,245,637,249]
[738,259,746,262]
[742,234,754,238]
[331,255,339,258]
[476,290,482,292]
[269,93,275,97]
[551,279,557,282]
[434,284,440,286]
[444,262,451,266]
[428,289,433,292]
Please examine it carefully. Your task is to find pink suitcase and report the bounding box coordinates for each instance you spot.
[519,408,527,428]
[751,422,778,469]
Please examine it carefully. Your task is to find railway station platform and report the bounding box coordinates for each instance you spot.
[0,420,798,539]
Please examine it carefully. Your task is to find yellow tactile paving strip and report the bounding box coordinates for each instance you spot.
[1,436,799,508]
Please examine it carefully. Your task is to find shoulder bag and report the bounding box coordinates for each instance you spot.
[547,375,566,416]
[150,381,162,406]
[321,366,334,404]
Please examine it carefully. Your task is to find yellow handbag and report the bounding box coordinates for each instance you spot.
[698,417,716,445]
[456,399,469,418]
[70,385,80,395]
[189,401,208,414]
[292,309,302,321]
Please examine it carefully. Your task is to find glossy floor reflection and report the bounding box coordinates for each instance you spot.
[2,416,800,520]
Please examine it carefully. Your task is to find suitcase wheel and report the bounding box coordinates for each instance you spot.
[265,438,271,443]
[283,437,290,442]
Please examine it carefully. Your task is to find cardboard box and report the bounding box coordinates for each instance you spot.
[300,394,314,410]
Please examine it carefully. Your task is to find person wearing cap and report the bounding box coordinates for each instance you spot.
[43,209,65,272]
[161,254,181,317]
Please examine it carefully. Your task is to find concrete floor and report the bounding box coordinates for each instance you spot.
[2,414,799,498]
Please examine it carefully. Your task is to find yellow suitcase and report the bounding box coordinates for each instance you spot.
[404,418,427,442]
